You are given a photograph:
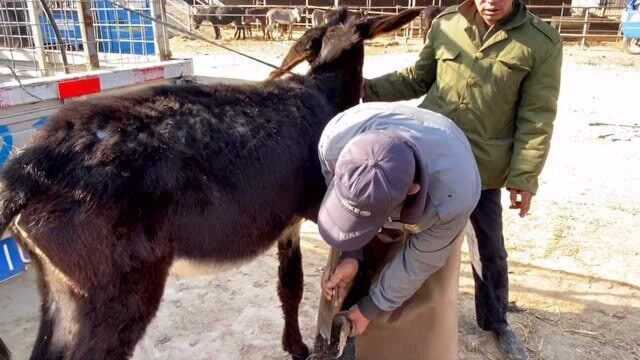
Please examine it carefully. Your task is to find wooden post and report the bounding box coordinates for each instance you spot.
[559,3,564,33]
[77,0,99,70]
[160,0,171,57]
[410,0,415,38]
[26,0,48,76]
[581,8,590,49]
[151,0,171,61]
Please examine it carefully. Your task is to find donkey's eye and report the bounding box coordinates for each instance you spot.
[326,28,338,35]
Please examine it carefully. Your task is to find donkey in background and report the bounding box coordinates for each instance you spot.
[266,7,302,40]
[192,5,248,40]
[244,7,270,39]
[0,7,421,360]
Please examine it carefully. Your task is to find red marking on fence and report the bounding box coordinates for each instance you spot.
[57,77,102,101]
[134,66,165,83]
[0,89,9,109]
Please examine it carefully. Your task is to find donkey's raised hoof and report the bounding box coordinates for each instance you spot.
[291,347,310,360]
[285,339,309,360]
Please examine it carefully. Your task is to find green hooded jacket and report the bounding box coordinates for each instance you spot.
[365,0,562,193]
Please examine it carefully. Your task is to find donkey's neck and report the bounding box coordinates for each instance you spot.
[307,56,364,113]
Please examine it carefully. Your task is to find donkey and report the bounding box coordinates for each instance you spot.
[192,5,248,40]
[0,339,8,360]
[266,7,302,40]
[311,8,330,27]
[0,7,420,360]
[244,7,270,39]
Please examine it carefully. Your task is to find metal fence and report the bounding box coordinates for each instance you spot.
[178,2,626,46]
[0,0,170,82]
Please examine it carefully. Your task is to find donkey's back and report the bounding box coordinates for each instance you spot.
[4,79,331,264]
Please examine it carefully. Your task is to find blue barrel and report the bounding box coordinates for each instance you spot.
[0,124,33,283]
[0,238,29,283]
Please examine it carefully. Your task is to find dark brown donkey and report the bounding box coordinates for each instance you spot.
[0,7,420,360]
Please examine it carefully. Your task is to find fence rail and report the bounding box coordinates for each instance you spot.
[2,0,629,78]
[181,2,628,46]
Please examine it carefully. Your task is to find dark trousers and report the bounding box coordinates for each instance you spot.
[469,189,509,332]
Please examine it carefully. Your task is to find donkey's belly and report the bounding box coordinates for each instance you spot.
[170,219,301,278]
[169,257,250,277]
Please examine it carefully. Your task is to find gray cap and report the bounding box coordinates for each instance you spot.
[318,130,416,251]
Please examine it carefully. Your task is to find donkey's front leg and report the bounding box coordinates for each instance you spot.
[277,220,309,360]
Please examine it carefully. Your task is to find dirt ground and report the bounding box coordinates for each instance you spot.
[0,30,639,360]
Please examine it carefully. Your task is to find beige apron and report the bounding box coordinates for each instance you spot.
[354,224,467,360]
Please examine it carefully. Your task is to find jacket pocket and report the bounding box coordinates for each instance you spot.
[493,55,530,101]
[435,48,462,103]
[496,57,531,72]
[476,137,514,187]
[436,47,460,61]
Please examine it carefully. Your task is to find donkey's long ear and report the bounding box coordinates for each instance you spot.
[356,8,422,39]
[268,26,328,80]
[327,6,350,26]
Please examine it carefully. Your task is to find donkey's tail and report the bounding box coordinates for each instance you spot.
[0,336,11,360]
[0,184,27,242]
[0,181,30,360]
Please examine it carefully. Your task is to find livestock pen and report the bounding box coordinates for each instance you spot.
[169,0,630,48]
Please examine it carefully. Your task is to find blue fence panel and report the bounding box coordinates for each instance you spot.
[622,21,640,37]
[38,1,155,56]
[39,10,84,51]
[92,0,155,55]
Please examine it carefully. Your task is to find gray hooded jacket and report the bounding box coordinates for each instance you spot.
[318,102,481,319]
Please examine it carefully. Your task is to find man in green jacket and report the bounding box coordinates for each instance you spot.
[363,0,562,358]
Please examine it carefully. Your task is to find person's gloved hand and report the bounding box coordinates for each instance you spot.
[322,258,359,301]
[346,305,370,336]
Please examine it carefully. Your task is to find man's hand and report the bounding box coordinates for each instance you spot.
[322,258,359,301]
[347,305,370,336]
[508,188,533,217]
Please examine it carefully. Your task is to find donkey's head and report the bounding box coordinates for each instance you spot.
[192,7,215,30]
[270,7,420,111]
[292,7,302,22]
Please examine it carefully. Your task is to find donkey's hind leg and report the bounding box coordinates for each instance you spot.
[28,252,172,360]
[0,338,8,360]
[277,220,309,360]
